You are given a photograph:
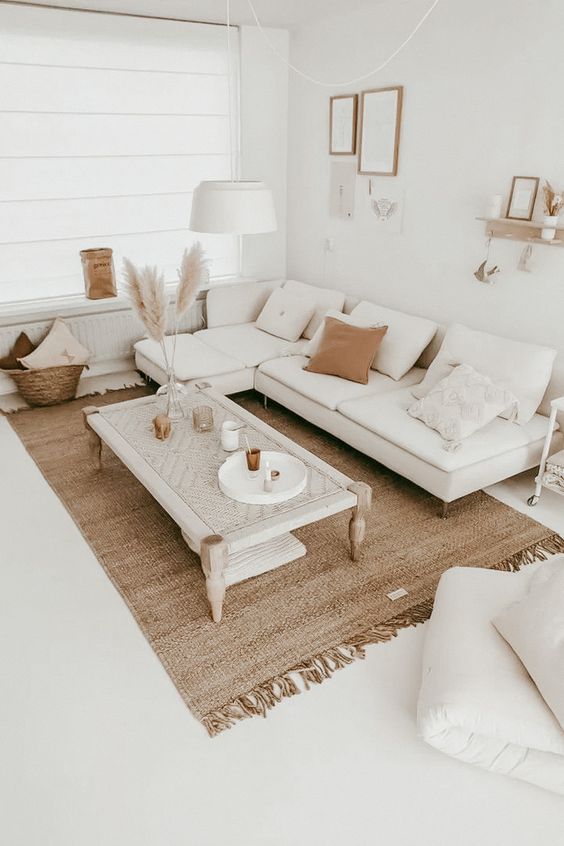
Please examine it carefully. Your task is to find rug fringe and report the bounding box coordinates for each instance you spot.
[203,533,564,737]
[202,598,434,737]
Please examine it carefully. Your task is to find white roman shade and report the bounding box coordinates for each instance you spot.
[0,4,240,304]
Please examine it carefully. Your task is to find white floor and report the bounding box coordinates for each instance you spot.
[1,414,563,846]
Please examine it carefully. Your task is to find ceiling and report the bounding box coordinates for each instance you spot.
[4,0,382,28]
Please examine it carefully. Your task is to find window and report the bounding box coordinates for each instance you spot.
[0,4,240,305]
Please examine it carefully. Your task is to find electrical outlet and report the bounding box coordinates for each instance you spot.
[324,237,336,252]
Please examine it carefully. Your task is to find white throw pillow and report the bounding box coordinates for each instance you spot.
[413,323,556,425]
[206,280,281,328]
[303,309,384,358]
[255,287,315,342]
[349,301,437,381]
[19,318,90,369]
[493,558,564,731]
[283,279,346,339]
[408,364,518,451]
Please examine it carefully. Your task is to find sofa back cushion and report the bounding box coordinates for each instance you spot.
[283,279,346,339]
[350,301,438,381]
[413,323,557,425]
[255,287,315,342]
[206,280,281,329]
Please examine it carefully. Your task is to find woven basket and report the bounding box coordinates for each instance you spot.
[4,364,85,407]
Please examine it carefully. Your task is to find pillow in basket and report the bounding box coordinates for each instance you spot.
[18,318,90,369]
[408,363,519,452]
[0,332,36,370]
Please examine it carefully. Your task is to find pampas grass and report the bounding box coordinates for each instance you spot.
[122,243,208,410]
[543,181,564,217]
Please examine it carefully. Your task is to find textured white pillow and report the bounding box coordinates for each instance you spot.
[350,301,437,381]
[19,318,90,369]
[283,279,346,339]
[493,559,564,731]
[303,309,384,357]
[413,323,556,425]
[255,287,315,342]
[408,364,518,451]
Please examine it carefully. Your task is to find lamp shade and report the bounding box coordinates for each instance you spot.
[189,180,277,234]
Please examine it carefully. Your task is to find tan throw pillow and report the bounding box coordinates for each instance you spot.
[18,318,90,369]
[255,287,315,342]
[304,317,388,384]
[0,332,36,370]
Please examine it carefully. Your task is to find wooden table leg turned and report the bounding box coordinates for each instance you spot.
[82,406,102,470]
[200,534,229,623]
[347,482,372,561]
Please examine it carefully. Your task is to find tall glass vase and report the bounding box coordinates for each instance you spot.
[156,370,187,420]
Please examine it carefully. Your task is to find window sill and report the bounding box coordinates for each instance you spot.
[0,275,251,327]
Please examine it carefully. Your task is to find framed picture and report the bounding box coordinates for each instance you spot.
[506,176,539,220]
[329,94,358,155]
[358,86,403,176]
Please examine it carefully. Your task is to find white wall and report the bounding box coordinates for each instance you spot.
[240,25,289,280]
[286,0,564,353]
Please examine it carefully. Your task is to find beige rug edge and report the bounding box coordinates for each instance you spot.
[200,528,564,735]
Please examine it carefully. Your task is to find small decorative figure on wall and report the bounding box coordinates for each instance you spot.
[473,236,500,283]
[368,179,403,232]
[371,197,397,221]
[517,244,534,273]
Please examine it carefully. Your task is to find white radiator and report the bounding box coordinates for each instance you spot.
[0,297,205,395]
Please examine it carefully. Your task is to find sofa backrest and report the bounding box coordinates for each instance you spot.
[205,279,281,328]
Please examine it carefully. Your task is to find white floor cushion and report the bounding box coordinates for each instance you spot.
[418,566,564,795]
[134,334,243,382]
[194,323,307,368]
[338,387,554,472]
[258,355,424,411]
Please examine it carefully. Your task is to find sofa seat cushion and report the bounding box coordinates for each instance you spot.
[134,334,243,382]
[258,355,425,411]
[194,323,307,368]
[338,387,555,472]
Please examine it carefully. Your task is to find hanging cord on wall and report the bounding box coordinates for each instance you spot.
[226,0,234,180]
[246,0,440,88]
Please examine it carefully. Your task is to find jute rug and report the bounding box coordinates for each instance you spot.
[8,387,564,736]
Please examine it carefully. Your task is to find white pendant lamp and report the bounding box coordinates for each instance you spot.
[189,180,277,234]
[188,0,277,236]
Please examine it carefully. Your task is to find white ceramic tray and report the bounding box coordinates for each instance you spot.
[218,450,308,505]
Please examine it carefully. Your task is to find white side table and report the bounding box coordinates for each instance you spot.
[528,396,564,506]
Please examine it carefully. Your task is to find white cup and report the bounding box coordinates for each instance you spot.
[221,420,240,451]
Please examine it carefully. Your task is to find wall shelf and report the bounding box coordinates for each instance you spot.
[476,217,564,246]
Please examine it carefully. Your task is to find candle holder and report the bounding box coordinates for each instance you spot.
[192,405,214,433]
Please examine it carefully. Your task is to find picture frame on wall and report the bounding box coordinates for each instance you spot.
[329,94,358,155]
[506,176,540,220]
[358,85,403,176]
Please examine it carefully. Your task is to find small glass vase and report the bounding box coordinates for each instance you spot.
[156,375,187,420]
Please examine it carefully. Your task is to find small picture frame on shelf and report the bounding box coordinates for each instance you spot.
[329,94,358,155]
[506,176,539,221]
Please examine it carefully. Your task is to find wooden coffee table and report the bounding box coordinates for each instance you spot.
[83,385,371,623]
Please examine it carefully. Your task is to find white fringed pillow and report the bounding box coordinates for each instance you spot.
[493,558,564,731]
[18,318,90,369]
[256,287,314,342]
[408,363,518,451]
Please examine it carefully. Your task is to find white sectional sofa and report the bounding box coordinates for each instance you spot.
[134,279,563,513]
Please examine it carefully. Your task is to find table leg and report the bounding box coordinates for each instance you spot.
[347,482,372,561]
[82,406,102,470]
[200,534,229,623]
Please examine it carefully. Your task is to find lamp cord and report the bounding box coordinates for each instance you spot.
[246,0,440,88]
[226,0,234,181]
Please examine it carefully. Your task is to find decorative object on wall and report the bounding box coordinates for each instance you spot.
[517,244,534,273]
[329,160,356,219]
[79,248,117,300]
[358,86,403,176]
[368,180,404,232]
[123,243,208,420]
[329,94,358,155]
[473,237,500,283]
[541,181,564,241]
[506,176,539,221]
